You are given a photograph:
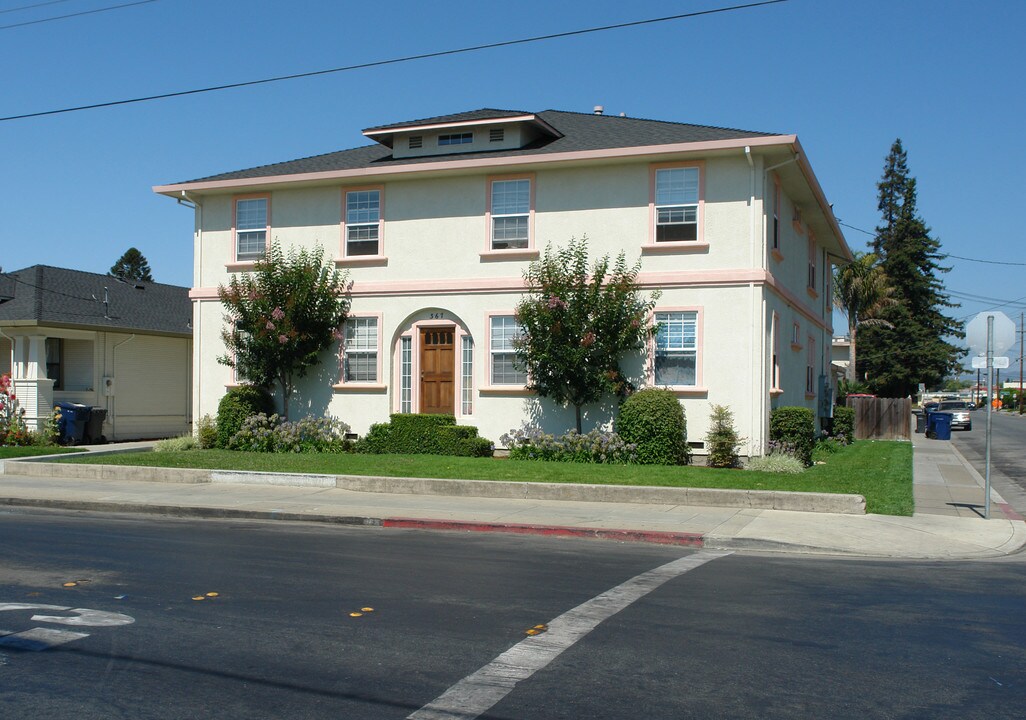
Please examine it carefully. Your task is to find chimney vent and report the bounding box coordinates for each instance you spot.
[593,105,604,115]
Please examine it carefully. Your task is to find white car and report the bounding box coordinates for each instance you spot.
[936,401,972,431]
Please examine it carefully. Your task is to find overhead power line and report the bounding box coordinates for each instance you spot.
[0,0,157,31]
[0,0,75,16]
[0,0,787,122]
[837,220,1026,266]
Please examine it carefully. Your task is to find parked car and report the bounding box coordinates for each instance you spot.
[922,401,939,412]
[936,400,972,431]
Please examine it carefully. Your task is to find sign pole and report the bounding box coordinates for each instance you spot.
[985,316,993,520]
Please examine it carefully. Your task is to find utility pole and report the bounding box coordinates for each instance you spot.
[1019,311,1024,414]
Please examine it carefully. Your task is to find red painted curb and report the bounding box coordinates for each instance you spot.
[997,503,1025,522]
[381,518,704,546]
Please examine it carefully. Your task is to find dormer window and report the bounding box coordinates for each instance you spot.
[439,132,473,146]
[408,135,422,149]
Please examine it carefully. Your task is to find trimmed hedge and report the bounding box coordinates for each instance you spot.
[616,388,690,465]
[358,414,494,457]
[769,406,815,467]
[832,406,855,444]
[216,386,275,449]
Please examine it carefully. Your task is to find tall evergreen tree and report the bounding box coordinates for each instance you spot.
[109,247,153,282]
[858,140,963,396]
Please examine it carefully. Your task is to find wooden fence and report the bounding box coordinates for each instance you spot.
[846,397,911,441]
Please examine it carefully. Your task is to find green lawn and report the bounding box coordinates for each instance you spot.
[0,446,83,459]
[58,440,914,516]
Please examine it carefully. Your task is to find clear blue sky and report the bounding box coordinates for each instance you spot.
[3,0,1024,370]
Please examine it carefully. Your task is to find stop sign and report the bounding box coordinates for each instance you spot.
[966,311,1016,356]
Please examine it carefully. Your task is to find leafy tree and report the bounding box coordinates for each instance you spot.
[109,247,154,282]
[833,251,895,381]
[513,237,658,432]
[217,242,350,419]
[857,140,963,396]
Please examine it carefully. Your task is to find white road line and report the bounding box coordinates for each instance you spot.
[408,550,732,720]
[0,627,90,651]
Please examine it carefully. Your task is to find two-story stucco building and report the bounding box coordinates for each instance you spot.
[154,108,851,458]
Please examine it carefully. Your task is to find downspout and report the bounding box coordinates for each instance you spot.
[180,190,202,431]
[111,334,136,441]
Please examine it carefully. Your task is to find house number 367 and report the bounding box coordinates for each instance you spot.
[429,313,445,320]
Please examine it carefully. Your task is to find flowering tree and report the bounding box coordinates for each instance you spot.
[0,373,30,446]
[218,243,350,419]
[513,237,658,433]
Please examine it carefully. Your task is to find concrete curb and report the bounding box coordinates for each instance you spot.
[0,459,867,514]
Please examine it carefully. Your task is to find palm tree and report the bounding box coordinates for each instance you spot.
[833,251,895,382]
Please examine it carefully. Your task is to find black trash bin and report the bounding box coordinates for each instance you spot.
[914,411,926,434]
[83,407,107,444]
[56,401,88,445]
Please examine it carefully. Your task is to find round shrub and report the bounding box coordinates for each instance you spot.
[769,406,815,467]
[216,385,274,449]
[616,388,689,465]
[831,406,855,445]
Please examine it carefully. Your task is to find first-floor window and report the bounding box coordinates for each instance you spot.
[400,336,412,412]
[490,316,526,385]
[45,338,62,390]
[806,336,815,394]
[235,197,268,260]
[654,311,697,386]
[461,336,474,414]
[343,317,378,383]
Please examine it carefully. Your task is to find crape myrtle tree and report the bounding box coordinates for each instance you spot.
[513,237,659,433]
[109,247,154,282]
[833,250,895,382]
[857,140,963,396]
[218,242,350,419]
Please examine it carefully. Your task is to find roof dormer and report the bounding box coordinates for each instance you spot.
[362,109,562,159]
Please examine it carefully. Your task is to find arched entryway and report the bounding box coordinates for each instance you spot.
[391,309,473,417]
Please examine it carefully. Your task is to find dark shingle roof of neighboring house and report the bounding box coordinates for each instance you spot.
[180,109,780,184]
[0,265,191,336]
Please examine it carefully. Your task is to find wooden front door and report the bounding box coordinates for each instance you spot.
[420,327,455,414]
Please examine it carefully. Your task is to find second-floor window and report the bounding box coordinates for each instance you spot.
[655,167,699,242]
[235,197,268,261]
[490,179,531,250]
[439,132,473,146]
[345,189,381,256]
[654,311,698,386]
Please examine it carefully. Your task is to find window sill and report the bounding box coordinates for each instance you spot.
[479,249,540,262]
[792,221,805,235]
[791,343,803,352]
[479,386,535,396]
[770,387,784,397]
[641,241,710,255]
[336,256,388,268]
[805,392,816,399]
[806,286,819,300]
[660,386,709,397]
[770,248,784,262]
[226,261,261,272]
[332,383,387,393]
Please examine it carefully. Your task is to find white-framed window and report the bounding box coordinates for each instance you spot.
[490,178,531,250]
[654,311,698,386]
[235,197,268,260]
[771,176,781,252]
[654,167,700,242]
[489,316,526,385]
[807,235,818,292]
[400,336,412,412]
[461,336,474,414]
[345,189,382,257]
[45,337,63,390]
[792,322,801,347]
[343,317,378,383]
[771,312,781,391]
[439,132,473,146]
[806,336,816,394]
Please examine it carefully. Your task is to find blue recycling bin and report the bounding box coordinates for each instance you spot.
[56,401,88,445]
[932,412,953,441]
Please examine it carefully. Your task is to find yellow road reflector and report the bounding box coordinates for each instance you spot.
[349,612,364,617]
[192,596,206,601]
[533,624,547,630]
[361,607,374,612]
[62,582,77,587]
[525,624,549,636]
[525,629,540,636]
[206,592,219,597]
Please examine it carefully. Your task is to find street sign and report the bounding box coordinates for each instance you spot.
[966,311,1016,356]
[972,355,1010,369]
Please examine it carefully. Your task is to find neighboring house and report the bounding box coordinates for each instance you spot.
[0,266,192,441]
[831,335,850,384]
[154,107,852,458]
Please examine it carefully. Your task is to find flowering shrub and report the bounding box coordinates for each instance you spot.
[745,453,805,474]
[229,413,352,453]
[42,406,61,446]
[500,427,638,464]
[1,374,33,446]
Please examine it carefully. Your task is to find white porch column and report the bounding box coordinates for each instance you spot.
[9,335,54,433]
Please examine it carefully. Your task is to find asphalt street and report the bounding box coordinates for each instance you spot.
[2,509,1025,719]
[952,410,1026,514]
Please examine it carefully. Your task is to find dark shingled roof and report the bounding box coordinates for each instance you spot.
[181,109,780,184]
[0,265,191,336]
[362,108,535,132]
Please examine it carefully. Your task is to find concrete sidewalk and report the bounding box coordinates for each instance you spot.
[1,437,1024,559]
